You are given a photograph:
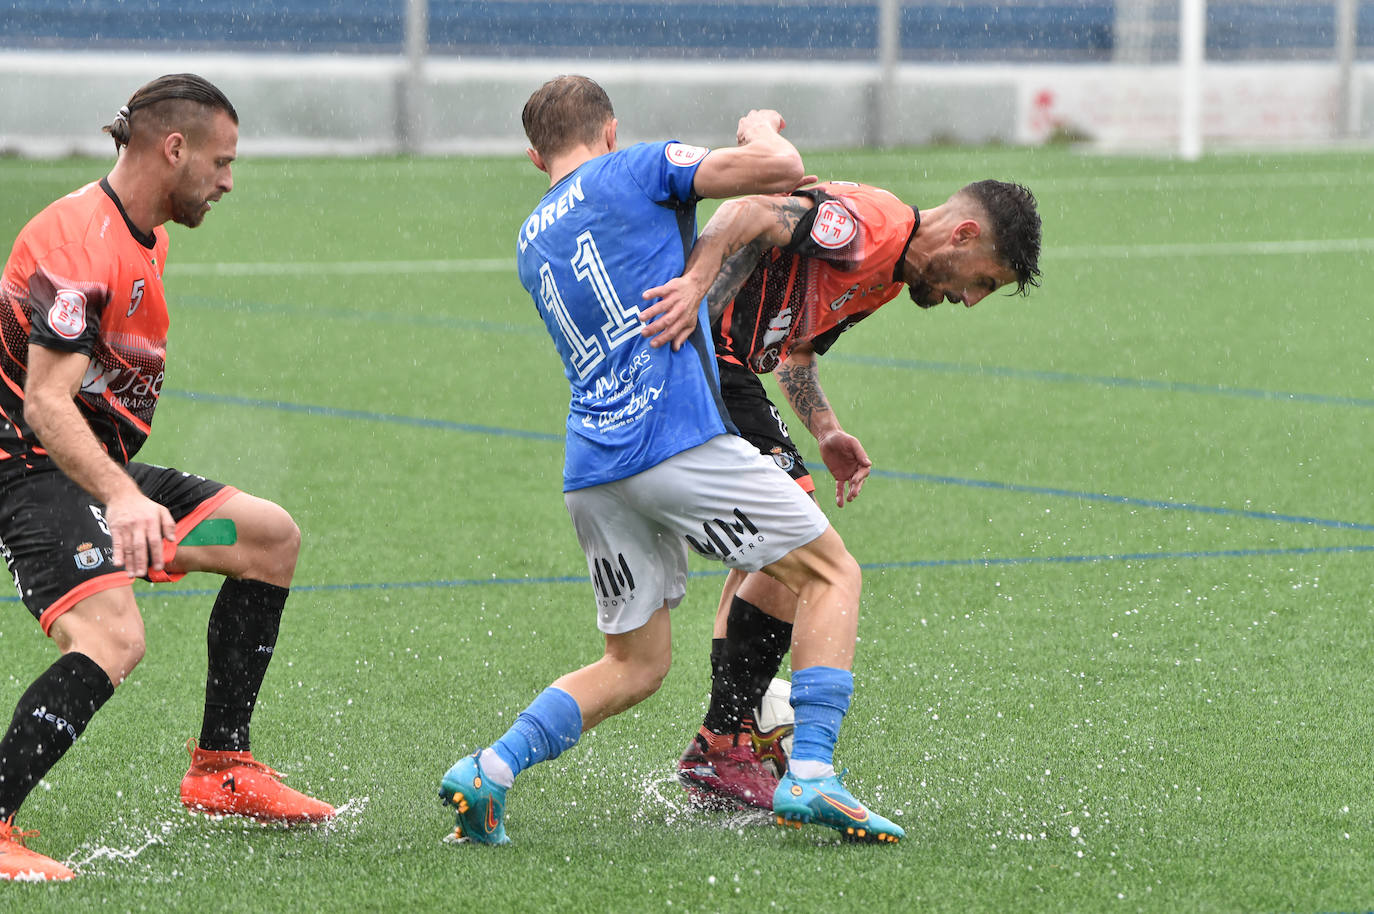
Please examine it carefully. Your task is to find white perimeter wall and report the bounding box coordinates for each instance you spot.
[1,51,1370,157]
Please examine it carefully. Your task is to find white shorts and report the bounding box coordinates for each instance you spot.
[564,434,830,634]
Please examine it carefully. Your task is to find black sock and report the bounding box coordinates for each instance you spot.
[0,652,114,820]
[700,597,793,735]
[199,578,287,752]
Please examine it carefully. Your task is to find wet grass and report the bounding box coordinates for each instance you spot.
[1,144,1372,911]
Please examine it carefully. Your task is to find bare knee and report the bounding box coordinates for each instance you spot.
[625,651,671,704]
[225,498,300,585]
[50,604,147,686]
[607,645,671,706]
[765,527,861,600]
[250,502,300,582]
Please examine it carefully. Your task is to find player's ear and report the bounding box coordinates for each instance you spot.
[951,219,982,246]
[163,131,187,167]
[525,146,548,175]
[604,117,617,152]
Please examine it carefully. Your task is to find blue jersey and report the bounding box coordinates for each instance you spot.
[517,141,736,491]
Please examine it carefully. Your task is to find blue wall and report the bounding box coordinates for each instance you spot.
[2,0,1369,61]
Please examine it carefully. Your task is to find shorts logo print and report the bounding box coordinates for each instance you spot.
[685,508,766,564]
[592,552,636,606]
[73,542,105,570]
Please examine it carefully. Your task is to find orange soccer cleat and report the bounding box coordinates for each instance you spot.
[0,816,74,882]
[179,739,334,824]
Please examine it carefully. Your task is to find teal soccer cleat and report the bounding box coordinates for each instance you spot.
[772,770,904,844]
[440,753,511,845]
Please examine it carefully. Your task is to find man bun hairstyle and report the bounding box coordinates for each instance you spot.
[960,179,1043,295]
[522,75,614,161]
[103,73,238,152]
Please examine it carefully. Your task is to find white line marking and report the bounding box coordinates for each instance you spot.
[165,236,1374,276]
[1053,238,1374,259]
[169,258,515,275]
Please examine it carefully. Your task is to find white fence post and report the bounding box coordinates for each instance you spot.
[1179,0,1205,160]
[398,0,429,153]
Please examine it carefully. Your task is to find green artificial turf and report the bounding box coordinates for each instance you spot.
[1,144,1371,912]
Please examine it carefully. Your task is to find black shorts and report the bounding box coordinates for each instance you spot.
[0,462,236,633]
[717,359,814,493]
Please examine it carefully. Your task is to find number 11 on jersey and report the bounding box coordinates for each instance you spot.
[538,231,640,379]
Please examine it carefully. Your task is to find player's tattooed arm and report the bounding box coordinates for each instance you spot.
[777,344,873,507]
[705,195,812,322]
[775,345,834,437]
[641,193,815,348]
[705,241,766,322]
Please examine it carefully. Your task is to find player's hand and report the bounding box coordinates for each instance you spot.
[736,109,786,144]
[639,276,708,350]
[817,430,872,508]
[104,489,177,578]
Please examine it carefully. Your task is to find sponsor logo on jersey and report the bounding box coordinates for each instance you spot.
[751,306,795,372]
[828,283,860,311]
[73,541,105,571]
[685,508,766,564]
[664,143,708,167]
[48,289,88,340]
[810,201,857,249]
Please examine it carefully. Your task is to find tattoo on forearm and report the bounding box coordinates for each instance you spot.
[773,197,809,241]
[705,198,811,322]
[706,241,766,321]
[776,360,832,434]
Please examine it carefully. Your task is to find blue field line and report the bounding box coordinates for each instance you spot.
[176,292,1365,410]
[862,542,1374,571]
[873,468,1374,532]
[163,390,562,441]
[163,388,1374,531]
[829,353,1374,409]
[824,354,1374,406]
[4,543,1368,606]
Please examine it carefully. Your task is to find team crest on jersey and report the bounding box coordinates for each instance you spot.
[810,201,857,249]
[49,290,88,340]
[73,542,104,571]
[664,143,708,167]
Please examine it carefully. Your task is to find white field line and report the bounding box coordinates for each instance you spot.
[5,164,1374,188]
[166,236,1374,277]
[170,257,515,275]
[1053,237,1374,259]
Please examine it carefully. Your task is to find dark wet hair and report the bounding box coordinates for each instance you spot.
[521,75,614,160]
[959,180,1042,295]
[103,73,238,152]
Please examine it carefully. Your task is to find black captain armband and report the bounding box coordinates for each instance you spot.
[780,188,860,260]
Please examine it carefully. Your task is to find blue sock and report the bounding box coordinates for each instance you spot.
[491,687,583,780]
[789,666,853,767]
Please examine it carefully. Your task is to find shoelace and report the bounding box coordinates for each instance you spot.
[1,818,40,848]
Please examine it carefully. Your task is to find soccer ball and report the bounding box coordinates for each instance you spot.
[752,677,794,777]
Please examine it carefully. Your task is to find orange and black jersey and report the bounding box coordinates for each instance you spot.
[0,178,170,478]
[713,182,918,373]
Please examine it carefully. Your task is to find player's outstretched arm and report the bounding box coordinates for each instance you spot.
[24,345,176,576]
[640,194,815,349]
[690,109,805,199]
[776,345,872,508]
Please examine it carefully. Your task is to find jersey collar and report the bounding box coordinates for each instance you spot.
[99,177,157,250]
[893,206,920,284]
